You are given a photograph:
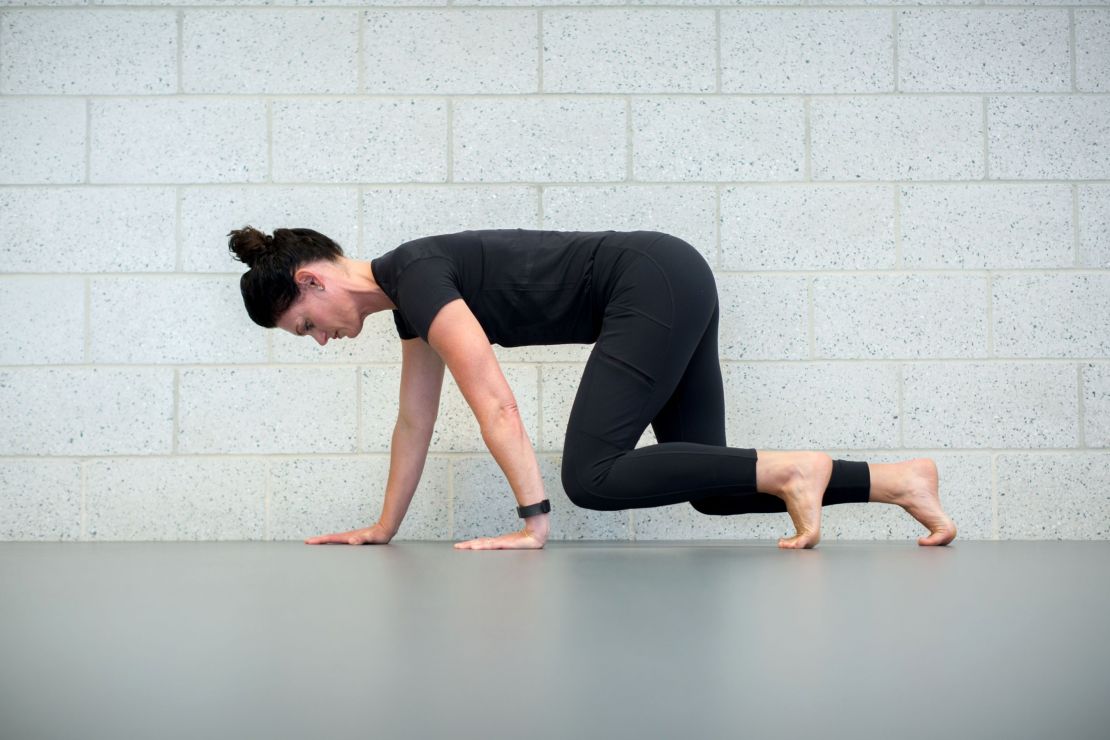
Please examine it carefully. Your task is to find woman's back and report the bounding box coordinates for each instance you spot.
[371,228,668,347]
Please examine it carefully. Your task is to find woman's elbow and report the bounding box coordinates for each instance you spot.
[478,402,523,436]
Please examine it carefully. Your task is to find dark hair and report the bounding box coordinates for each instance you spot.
[226,226,345,328]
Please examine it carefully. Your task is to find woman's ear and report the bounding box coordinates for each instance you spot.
[294,268,325,291]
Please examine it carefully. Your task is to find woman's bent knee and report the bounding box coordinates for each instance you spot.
[560,460,625,512]
[689,498,731,516]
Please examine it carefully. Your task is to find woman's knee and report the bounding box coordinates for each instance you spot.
[689,498,727,516]
[560,456,624,512]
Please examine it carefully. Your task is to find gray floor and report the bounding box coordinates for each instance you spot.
[1,540,1107,740]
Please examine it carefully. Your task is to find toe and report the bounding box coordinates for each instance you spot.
[919,528,953,546]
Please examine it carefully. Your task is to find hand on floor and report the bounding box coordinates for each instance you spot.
[454,528,546,550]
[305,522,393,545]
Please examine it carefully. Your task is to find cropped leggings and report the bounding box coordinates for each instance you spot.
[560,234,871,514]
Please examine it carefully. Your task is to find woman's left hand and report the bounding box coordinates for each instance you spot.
[454,528,546,550]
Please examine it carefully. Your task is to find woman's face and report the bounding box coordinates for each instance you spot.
[277,273,363,346]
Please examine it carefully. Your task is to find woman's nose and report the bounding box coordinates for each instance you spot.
[315,330,327,346]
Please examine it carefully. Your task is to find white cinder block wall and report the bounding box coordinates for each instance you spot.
[1,1,1108,543]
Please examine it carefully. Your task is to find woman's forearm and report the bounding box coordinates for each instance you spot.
[378,419,434,537]
[480,408,550,537]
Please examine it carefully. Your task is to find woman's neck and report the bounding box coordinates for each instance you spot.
[343,256,397,317]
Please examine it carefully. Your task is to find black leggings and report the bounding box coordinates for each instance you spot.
[560,233,871,514]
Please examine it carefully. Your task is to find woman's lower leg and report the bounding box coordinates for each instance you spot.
[755,450,826,497]
[753,450,832,549]
[754,451,958,547]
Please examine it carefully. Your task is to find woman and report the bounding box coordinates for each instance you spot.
[228,226,957,550]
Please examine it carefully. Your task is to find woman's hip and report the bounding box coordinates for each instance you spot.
[597,232,718,330]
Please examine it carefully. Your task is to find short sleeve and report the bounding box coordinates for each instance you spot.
[394,257,462,342]
[391,310,417,340]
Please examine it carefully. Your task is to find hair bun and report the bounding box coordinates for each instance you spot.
[226,225,275,269]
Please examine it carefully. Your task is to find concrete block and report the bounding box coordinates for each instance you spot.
[993,273,1110,358]
[183,9,358,94]
[90,99,268,184]
[904,361,1078,448]
[1078,184,1110,268]
[0,187,175,273]
[988,96,1110,180]
[812,96,983,180]
[0,9,176,95]
[543,9,715,93]
[722,8,892,93]
[899,9,1070,92]
[1076,9,1110,92]
[0,276,85,365]
[86,457,267,540]
[454,97,625,182]
[0,460,81,541]
[90,276,267,364]
[179,367,358,453]
[0,99,85,184]
[364,9,536,93]
[814,274,989,359]
[0,368,173,455]
[721,361,900,449]
[716,274,809,361]
[272,98,447,183]
[901,184,1073,268]
[632,96,805,181]
[720,184,895,270]
[1084,362,1110,448]
[997,452,1110,538]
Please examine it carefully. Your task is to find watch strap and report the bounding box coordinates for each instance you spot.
[517,499,551,518]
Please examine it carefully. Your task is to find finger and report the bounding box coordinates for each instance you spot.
[305,534,342,545]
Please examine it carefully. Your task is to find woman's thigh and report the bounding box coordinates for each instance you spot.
[562,236,719,491]
[649,298,726,447]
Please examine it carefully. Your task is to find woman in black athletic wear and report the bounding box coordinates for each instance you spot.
[228,226,956,550]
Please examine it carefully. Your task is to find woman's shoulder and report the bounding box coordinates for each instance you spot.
[389,230,483,265]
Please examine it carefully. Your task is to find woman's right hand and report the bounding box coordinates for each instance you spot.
[304,522,394,545]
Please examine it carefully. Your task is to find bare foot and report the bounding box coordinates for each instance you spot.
[886,458,957,546]
[773,452,834,549]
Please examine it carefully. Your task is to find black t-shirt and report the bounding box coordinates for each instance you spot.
[370,228,657,347]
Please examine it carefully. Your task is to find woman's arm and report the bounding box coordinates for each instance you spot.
[426,299,551,548]
[378,337,445,537]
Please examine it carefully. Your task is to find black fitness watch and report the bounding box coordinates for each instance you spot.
[517,499,551,518]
